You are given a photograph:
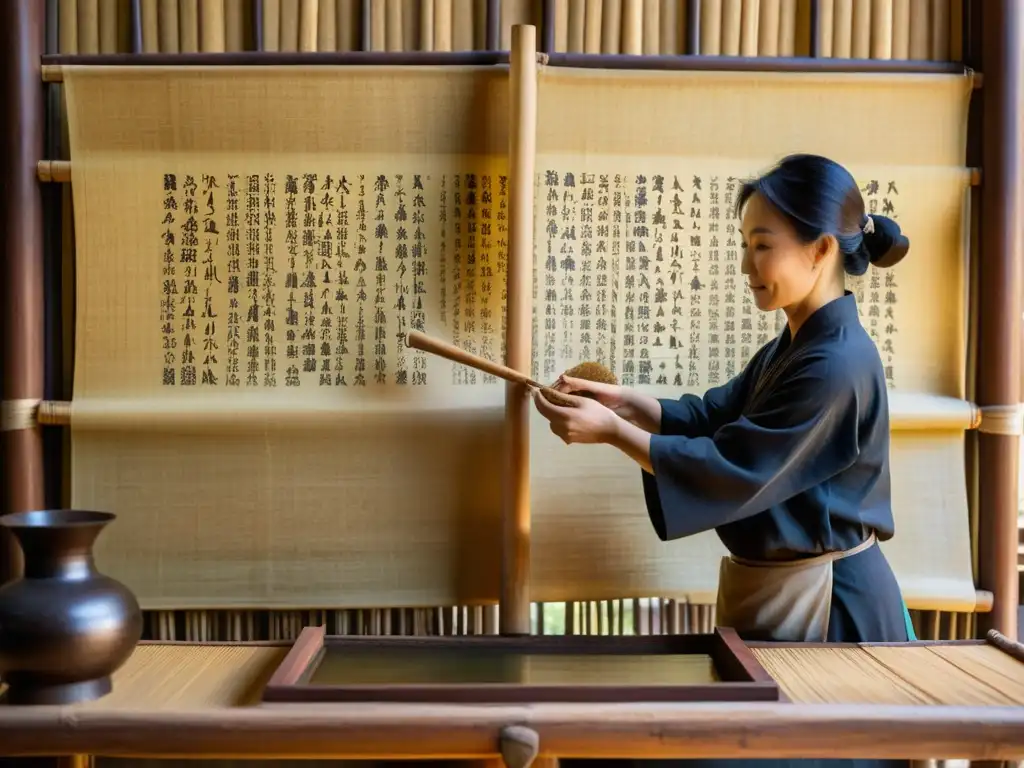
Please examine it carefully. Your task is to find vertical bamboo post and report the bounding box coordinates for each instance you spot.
[976,0,1022,640]
[0,0,46,585]
[501,23,537,637]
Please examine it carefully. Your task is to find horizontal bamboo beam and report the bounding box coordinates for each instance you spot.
[543,53,973,76]
[35,160,984,188]
[38,53,981,83]
[39,51,522,81]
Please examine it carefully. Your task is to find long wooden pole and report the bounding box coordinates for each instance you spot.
[975,0,1022,639]
[501,24,537,636]
[0,0,46,586]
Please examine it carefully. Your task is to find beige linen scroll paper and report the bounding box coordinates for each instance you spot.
[64,63,977,614]
[63,65,511,609]
[529,67,979,612]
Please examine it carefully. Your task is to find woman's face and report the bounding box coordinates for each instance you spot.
[739,192,830,313]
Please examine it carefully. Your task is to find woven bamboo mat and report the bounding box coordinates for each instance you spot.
[754,645,1024,705]
[76,644,287,710]
[4,642,1023,710]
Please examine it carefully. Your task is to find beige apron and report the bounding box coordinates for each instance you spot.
[715,533,877,642]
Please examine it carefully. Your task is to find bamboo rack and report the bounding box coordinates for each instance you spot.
[1,0,1018,651]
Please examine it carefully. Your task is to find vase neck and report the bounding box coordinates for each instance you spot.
[23,550,97,580]
[12,525,104,581]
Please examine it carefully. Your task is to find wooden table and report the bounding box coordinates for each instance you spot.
[2,641,1024,763]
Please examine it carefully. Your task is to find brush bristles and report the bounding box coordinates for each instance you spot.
[564,361,618,386]
[539,362,618,407]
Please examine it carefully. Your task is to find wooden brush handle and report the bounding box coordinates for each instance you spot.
[405,330,545,389]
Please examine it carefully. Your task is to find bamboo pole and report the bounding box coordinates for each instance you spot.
[0,0,46,585]
[976,0,1022,640]
[502,23,537,636]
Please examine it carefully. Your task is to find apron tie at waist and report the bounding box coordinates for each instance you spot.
[716,533,877,643]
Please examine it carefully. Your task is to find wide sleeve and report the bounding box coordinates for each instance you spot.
[642,352,861,541]
[657,346,765,437]
[659,370,750,438]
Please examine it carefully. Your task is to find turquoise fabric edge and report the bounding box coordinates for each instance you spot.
[902,600,917,641]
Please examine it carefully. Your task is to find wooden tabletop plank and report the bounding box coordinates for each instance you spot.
[3,642,1024,759]
[1,701,1024,759]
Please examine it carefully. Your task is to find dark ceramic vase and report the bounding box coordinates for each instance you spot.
[0,509,143,705]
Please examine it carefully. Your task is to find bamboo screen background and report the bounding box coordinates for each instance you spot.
[49,0,979,645]
[58,0,963,60]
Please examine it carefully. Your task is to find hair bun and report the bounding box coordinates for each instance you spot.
[863,214,910,269]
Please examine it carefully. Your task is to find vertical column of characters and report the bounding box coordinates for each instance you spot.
[478,173,497,384]
[316,176,337,387]
[299,173,319,387]
[529,170,540,382]
[594,174,611,372]
[667,174,686,387]
[687,174,704,389]
[864,178,882,347]
[451,173,464,382]
[224,175,242,386]
[610,173,624,379]
[333,175,352,386]
[439,173,449,337]
[737,181,755,366]
[558,172,579,368]
[263,173,278,387]
[200,175,221,386]
[578,172,596,366]
[353,175,368,387]
[392,174,410,386]
[244,173,260,387]
[497,173,510,372]
[541,170,559,382]
[463,173,479,381]
[283,174,299,387]
[179,175,200,387]
[161,174,179,386]
[880,179,899,388]
[410,174,429,386]
[633,174,654,386]
[620,175,639,387]
[372,175,390,386]
[706,175,723,388]
[722,177,740,379]
[649,174,669,385]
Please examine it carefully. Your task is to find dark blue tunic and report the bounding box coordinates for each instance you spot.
[568,293,910,768]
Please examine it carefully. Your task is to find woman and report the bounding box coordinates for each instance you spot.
[534,154,914,768]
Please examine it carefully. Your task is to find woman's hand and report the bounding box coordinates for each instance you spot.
[552,373,662,434]
[532,389,621,445]
[552,375,626,412]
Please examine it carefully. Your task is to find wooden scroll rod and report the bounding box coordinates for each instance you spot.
[24,395,986,432]
[9,395,1008,614]
[36,160,984,188]
[37,160,70,183]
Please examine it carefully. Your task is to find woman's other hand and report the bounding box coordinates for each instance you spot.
[532,389,621,445]
[552,375,625,411]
